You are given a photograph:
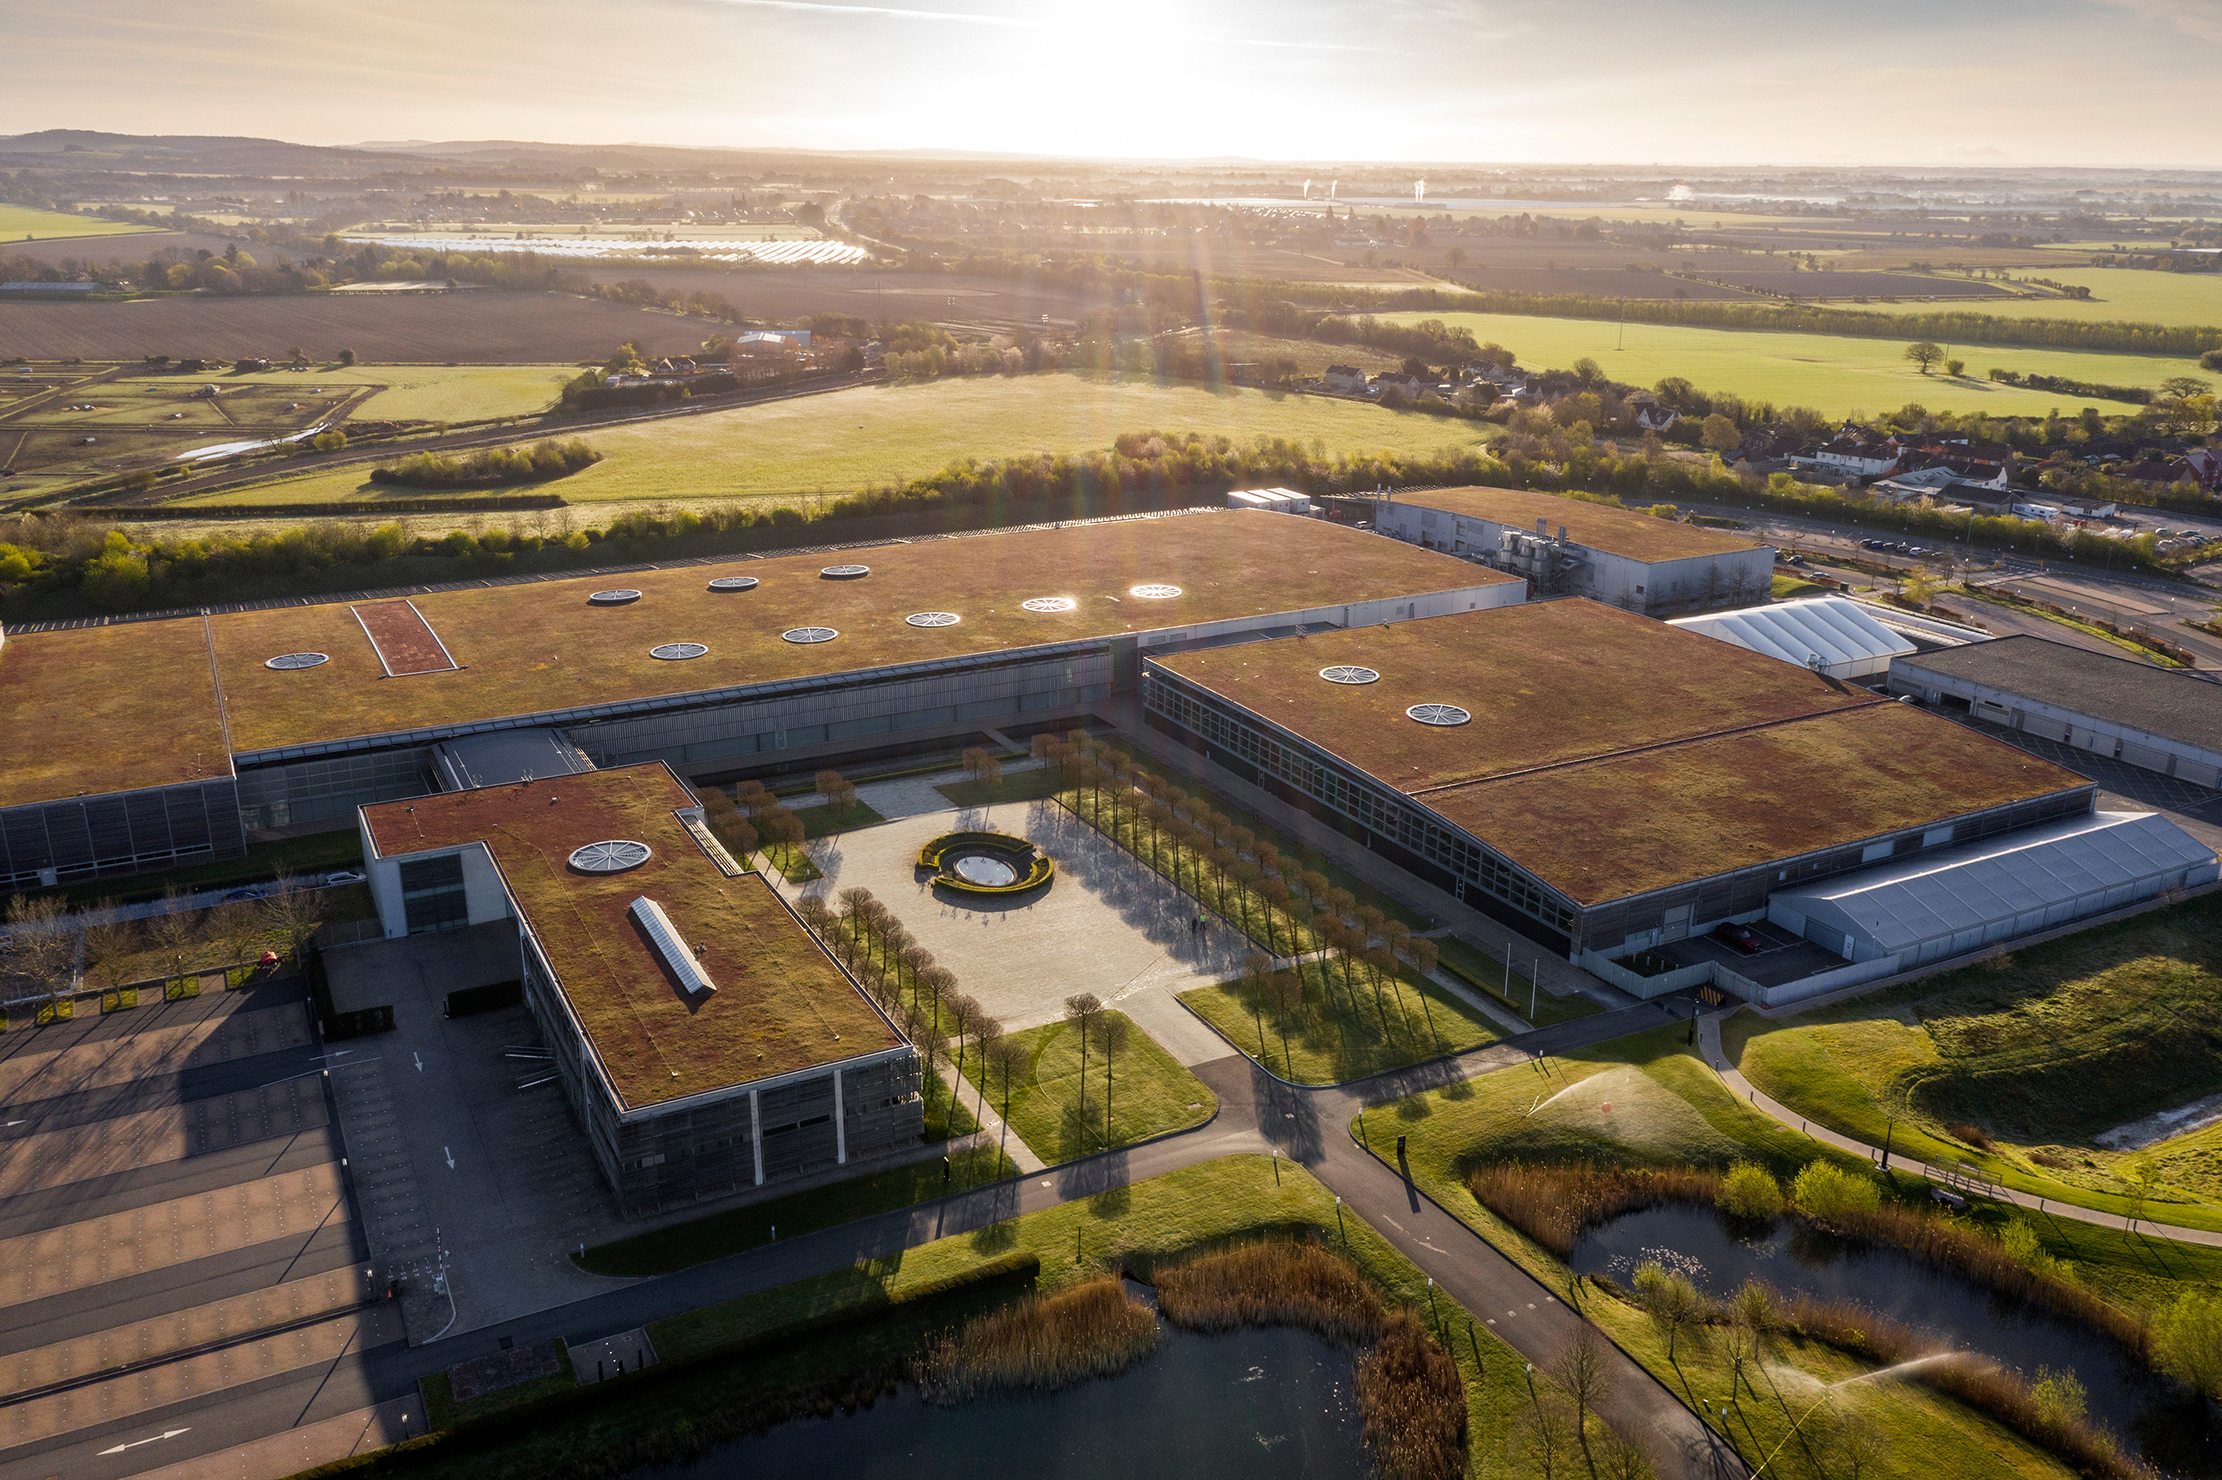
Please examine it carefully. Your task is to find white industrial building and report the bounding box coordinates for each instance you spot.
[1770,810,2218,975]
[1669,596,1916,681]
[1891,636,2222,789]
[1226,487,1313,515]
[1374,486,1776,615]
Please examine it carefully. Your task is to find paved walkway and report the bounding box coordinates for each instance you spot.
[1698,1012,2222,1247]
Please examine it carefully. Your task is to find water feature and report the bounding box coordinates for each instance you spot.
[1572,1203,2220,1476]
[640,1322,1368,1480]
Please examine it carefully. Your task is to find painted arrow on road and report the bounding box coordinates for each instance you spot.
[414,1052,424,1072]
[100,1428,189,1455]
[444,1146,455,1170]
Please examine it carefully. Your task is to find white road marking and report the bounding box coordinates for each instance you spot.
[100,1429,189,1455]
[444,1146,456,1170]
[414,1052,424,1072]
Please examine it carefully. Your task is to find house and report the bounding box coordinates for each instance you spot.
[2169,448,2222,492]
[1634,402,1680,432]
[1795,433,1904,481]
[2114,460,2189,487]
[1323,364,1369,394]
[1373,373,1429,400]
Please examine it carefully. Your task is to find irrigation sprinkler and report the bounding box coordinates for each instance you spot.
[1426,1276,1442,1340]
[1334,1195,1347,1249]
[1271,1148,1280,1186]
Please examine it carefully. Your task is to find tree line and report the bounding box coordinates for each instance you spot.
[370,439,601,489]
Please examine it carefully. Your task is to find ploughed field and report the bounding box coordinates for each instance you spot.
[0,292,709,362]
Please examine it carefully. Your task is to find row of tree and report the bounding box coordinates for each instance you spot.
[2,882,330,1011]
[369,438,601,489]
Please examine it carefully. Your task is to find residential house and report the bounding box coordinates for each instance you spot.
[1323,364,1369,394]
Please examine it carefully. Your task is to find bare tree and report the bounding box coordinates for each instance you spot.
[1064,992,1104,1150]
[943,992,982,1089]
[2,894,74,1010]
[82,899,140,985]
[144,888,204,987]
[1550,1324,1614,1452]
[1093,1013,1130,1141]
[986,1033,1028,1123]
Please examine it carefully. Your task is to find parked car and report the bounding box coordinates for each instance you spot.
[323,870,367,886]
[221,886,271,903]
[1711,921,1765,954]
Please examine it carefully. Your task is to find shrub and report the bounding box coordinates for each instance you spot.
[1789,1161,1881,1224]
[310,430,346,453]
[914,1278,1156,1401]
[1467,1162,1722,1257]
[1716,1161,1784,1220]
[2154,1289,2222,1399]
[370,438,599,489]
[1357,1312,1467,1480]
[1945,1121,1995,1152]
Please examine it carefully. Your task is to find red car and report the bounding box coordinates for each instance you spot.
[1712,921,1764,954]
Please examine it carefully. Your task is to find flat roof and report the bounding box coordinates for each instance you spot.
[200,512,1509,758]
[0,617,232,810]
[1149,603,2088,906]
[1895,635,2222,755]
[1149,600,1876,794]
[1391,486,1768,562]
[361,764,899,1111]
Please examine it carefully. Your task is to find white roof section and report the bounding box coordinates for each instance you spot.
[1227,486,1312,513]
[1669,596,1916,679]
[1772,811,2217,959]
[628,895,716,996]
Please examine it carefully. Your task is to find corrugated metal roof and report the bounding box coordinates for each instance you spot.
[1670,597,1915,679]
[1774,811,2216,954]
[629,895,716,996]
[1894,635,2222,753]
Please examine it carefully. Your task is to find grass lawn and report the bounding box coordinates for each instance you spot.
[1377,310,2208,417]
[1181,956,1502,1085]
[957,1010,1215,1163]
[934,767,1063,808]
[1435,933,1602,1029]
[1771,573,1830,599]
[0,205,156,240]
[760,841,822,883]
[788,798,889,839]
[173,370,1498,509]
[1730,892,2222,1232]
[577,1145,1016,1276]
[334,364,578,423]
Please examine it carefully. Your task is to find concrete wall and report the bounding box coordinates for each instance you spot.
[361,837,510,939]
[1375,503,1772,615]
[1887,661,2222,790]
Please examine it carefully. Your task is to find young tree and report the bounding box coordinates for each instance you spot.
[943,992,982,1090]
[814,768,857,818]
[2,894,73,1010]
[82,899,140,984]
[1064,992,1104,1149]
[1904,340,1945,375]
[144,888,204,986]
[1700,413,1741,453]
[1240,952,1272,1058]
[1550,1325,1614,1452]
[1094,1013,1130,1142]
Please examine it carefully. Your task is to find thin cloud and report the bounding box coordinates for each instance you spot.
[701,0,1384,50]
[2089,0,2222,42]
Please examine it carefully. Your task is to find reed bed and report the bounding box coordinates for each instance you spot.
[1466,1161,1724,1256]
[914,1278,1158,1402]
[1156,1241,1467,1480]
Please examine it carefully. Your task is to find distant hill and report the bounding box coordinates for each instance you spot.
[0,130,391,172]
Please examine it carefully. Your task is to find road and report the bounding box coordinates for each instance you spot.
[0,998,1755,1480]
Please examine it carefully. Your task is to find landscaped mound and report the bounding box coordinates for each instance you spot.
[914,1277,1156,1401]
[1157,1241,1466,1480]
[370,437,600,489]
[917,830,1053,894]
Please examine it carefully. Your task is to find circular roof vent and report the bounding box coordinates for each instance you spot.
[1022,596,1077,613]
[707,575,759,592]
[1129,584,1182,599]
[1407,703,1472,726]
[783,626,839,644]
[820,564,870,580]
[1319,665,1381,685]
[265,652,329,670]
[588,589,642,606]
[906,611,961,628]
[568,840,652,873]
[650,642,709,660]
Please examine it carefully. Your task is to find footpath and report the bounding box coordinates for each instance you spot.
[1698,1012,2222,1248]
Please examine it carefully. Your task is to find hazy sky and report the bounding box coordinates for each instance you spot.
[8,0,2219,167]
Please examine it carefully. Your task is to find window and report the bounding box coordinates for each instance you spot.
[399,853,469,933]
[1923,825,1955,848]
[1861,841,1893,864]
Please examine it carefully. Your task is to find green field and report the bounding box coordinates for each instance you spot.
[1853,267,2222,329]
[958,1010,1216,1162]
[158,363,578,422]
[1380,310,2208,416]
[175,372,1497,508]
[0,205,157,241]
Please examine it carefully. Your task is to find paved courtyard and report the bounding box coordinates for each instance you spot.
[780,770,1247,1067]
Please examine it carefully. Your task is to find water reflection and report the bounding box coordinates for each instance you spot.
[641,1324,1368,1480]
[1572,1203,2220,1477]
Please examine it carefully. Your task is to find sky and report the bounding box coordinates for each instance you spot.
[6,0,2220,167]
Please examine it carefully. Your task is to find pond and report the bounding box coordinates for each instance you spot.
[641,1322,1369,1480]
[1573,1203,2220,1477]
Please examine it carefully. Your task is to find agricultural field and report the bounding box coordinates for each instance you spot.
[176,371,1498,508]
[0,204,156,241]
[1853,265,2222,328]
[2,227,260,266]
[0,291,706,363]
[1380,308,2209,416]
[0,363,578,484]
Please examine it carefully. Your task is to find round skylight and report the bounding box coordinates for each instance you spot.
[265,652,329,670]
[783,626,839,643]
[906,611,961,628]
[1407,703,1472,726]
[1022,597,1077,613]
[568,840,652,873]
[588,589,642,606]
[707,575,759,592]
[1129,584,1182,599]
[650,642,709,660]
[1319,666,1381,685]
[820,564,870,580]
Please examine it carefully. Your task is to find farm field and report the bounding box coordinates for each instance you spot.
[0,204,156,242]
[1852,266,2222,328]
[1380,308,2208,415]
[0,292,706,363]
[176,371,1497,508]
